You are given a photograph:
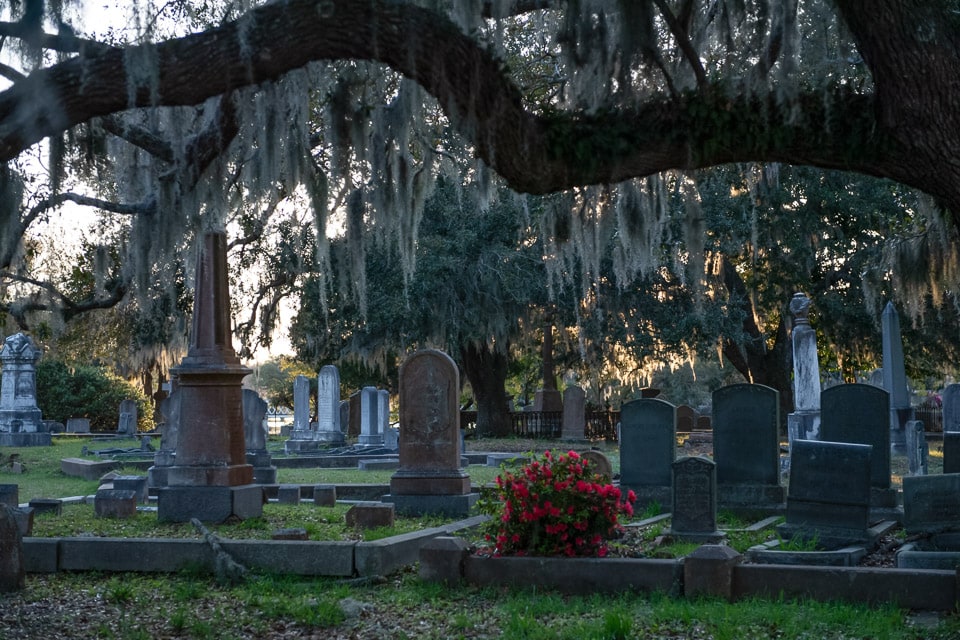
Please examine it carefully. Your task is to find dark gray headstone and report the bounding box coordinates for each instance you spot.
[905,419,928,476]
[0,484,18,508]
[619,398,675,504]
[784,439,872,533]
[902,474,960,535]
[820,384,890,489]
[944,384,960,432]
[117,399,138,435]
[242,389,269,451]
[0,505,24,592]
[713,384,780,485]
[944,432,960,474]
[670,456,719,540]
[675,405,696,432]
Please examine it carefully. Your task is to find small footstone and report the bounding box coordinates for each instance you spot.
[345,503,395,529]
[272,528,309,540]
[0,505,25,592]
[313,484,337,507]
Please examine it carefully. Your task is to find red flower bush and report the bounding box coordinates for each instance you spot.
[478,450,636,557]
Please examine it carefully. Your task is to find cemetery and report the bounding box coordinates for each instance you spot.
[4,1,960,636]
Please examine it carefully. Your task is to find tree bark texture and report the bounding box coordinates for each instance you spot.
[460,343,512,438]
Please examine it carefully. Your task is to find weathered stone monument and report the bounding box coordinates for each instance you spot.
[243,389,276,484]
[669,456,723,543]
[285,374,323,453]
[905,419,928,476]
[618,397,675,509]
[378,388,390,437]
[819,384,898,509]
[148,387,180,488]
[787,293,821,443]
[358,386,383,446]
[315,365,345,444]
[881,301,912,453]
[156,232,262,523]
[561,385,587,441]
[902,474,960,535]
[943,384,960,432]
[383,349,477,516]
[0,333,50,446]
[0,505,24,592]
[116,398,138,436]
[944,432,960,474]
[712,384,784,511]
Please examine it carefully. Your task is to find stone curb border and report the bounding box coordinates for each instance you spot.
[22,515,488,578]
[420,539,960,611]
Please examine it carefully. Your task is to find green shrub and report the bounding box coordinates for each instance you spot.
[31,360,153,432]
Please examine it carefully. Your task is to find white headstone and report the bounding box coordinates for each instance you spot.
[317,366,340,433]
[358,386,383,445]
[293,375,311,431]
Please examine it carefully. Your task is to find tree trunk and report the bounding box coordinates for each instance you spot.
[460,343,512,438]
[719,256,794,425]
[541,320,557,391]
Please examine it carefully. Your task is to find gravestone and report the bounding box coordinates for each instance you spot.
[65,418,90,433]
[285,374,324,453]
[243,389,276,484]
[905,419,928,476]
[348,391,361,437]
[339,400,350,438]
[0,333,50,446]
[0,484,17,507]
[358,386,383,446]
[383,349,477,517]
[712,384,785,511]
[675,405,697,432]
[148,388,180,488]
[561,385,587,441]
[944,432,960,474]
[819,384,898,508]
[669,456,722,542]
[0,505,24,592]
[882,302,912,453]
[117,399,138,436]
[384,425,399,451]
[315,365,345,444]
[777,439,876,548]
[94,489,137,518]
[902,474,960,535]
[943,384,960,432]
[378,388,390,436]
[787,293,821,443]
[113,476,149,503]
[579,450,613,480]
[156,232,262,523]
[618,398,675,509]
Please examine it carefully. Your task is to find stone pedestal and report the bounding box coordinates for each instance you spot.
[0,333,46,445]
[787,410,820,443]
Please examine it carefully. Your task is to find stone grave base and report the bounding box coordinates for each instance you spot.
[0,432,51,447]
[666,528,725,544]
[357,435,385,446]
[284,439,326,454]
[774,519,895,551]
[621,485,672,512]
[157,484,263,523]
[315,431,346,445]
[252,466,278,484]
[718,484,785,512]
[746,540,868,566]
[896,532,960,569]
[381,492,479,518]
[390,471,471,495]
[147,465,171,488]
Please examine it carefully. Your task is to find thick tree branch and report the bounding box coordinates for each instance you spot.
[0,0,954,211]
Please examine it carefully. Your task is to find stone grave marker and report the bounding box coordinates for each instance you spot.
[65,418,90,433]
[777,439,875,548]
[905,419,928,476]
[156,232,262,523]
[819,383,897,508]
[117,399,138,436]
[0,333,49,446]
[243,389,276,484]
[669,456,722,542]
[579,450,612,480]
[944,432,960,474]
[348,391,361,437]
[383,349,477,517]
[561,385,587,441]
[675,405,696,432]
[148,388,180,488]
[358,387,383,446]
[285,374,324,454]
[94,489,137,518]
[787,293,822,443]
[944,384,960,433]
[339,400,350,438]
[902,474,960,535]
[619,397,675,509]
[0,505,24,592]
[882,301,912,453]
[378,388,390,433]
[0,485,17,507]
[712,384,784,511]
[316,365,346,444]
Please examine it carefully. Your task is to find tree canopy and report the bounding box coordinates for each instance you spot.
[0,1,958,394]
